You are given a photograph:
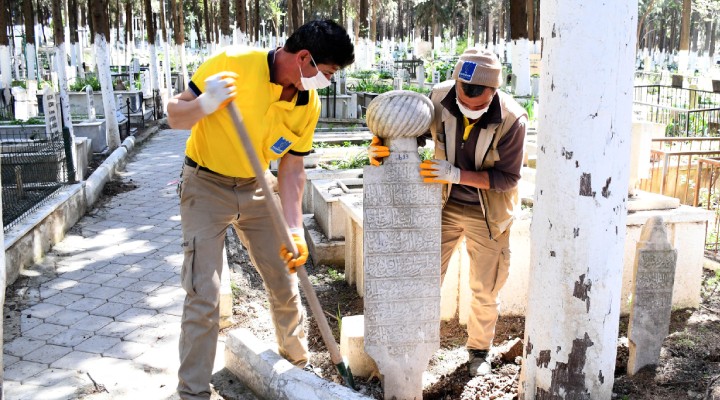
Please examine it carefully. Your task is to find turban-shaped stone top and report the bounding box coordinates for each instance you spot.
[366,90,434,139]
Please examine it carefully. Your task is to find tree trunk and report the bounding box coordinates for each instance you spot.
[235,0,246,42]
[193,1,202,49]
[396,0,403,40]
[338,0,344,30]
[68,0,81,78]
[145,0,160,94]
[91,0,121,151]
[220,0,231,46]
[172,0,188,90]
[678,0,691,72]
[518,0,636,398]
[203,0,211,45]
[160,0,172,96]
[0,0,12,89]
[359,0,368,39]
[291,0,303,34]
[126,0,133,64]
[510,0,530,95]
[23,0,37,80]
[710,20,716,58]
[254,0,259,43]
[369,0,377,41]
[52,0,76,163]
[526,0,534,42]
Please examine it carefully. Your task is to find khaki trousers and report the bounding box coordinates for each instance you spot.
[177,165,308,400]
[440,201,511,351]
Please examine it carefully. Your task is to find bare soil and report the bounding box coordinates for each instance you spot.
[221,230,720,400]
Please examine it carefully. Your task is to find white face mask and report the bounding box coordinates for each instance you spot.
[299,54,331,90]
[456,98,488,120]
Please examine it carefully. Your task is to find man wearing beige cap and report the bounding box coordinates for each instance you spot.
[370,47,527,376]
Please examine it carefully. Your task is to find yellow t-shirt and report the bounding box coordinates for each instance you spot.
[186,47,320,177]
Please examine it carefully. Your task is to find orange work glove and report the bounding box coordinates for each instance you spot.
[198,71,239,115]
[368,136,390,166]
[419,159,461,184]
[279,228,309,274]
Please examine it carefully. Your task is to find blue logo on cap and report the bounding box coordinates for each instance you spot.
[458,61,477,82]
[270,137,292,154]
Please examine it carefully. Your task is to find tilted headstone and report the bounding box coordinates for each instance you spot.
[86,85,96,122]
[363,90,440,400]
[627,216,678,375]
[42,87,61,137]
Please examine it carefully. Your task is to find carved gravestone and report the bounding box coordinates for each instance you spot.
[86,85,96,122]
[627,216,678,375]
[42,87,61,137]
[363,90,440,400]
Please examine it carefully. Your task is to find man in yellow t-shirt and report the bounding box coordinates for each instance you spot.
[167,20,354,400]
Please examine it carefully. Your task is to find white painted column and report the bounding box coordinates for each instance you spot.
[177,44,189,92]
[518,0,637,398]
[163,38,172,98]
[55,44,75,136]
[94,34,121,150]
[149,44,160,92]
[25,43,37,81]
[512,38,531,96]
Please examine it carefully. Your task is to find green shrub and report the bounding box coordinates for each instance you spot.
[70,76,101,91]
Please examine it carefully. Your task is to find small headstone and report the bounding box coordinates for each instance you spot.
[42,87,61,137]
[627,216,678,375]
[416,65,425,89]
[432,70,440,84]
[86,85,96,122]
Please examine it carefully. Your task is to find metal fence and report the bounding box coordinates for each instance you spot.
[1,125,76,232]
[694,157,720,256]
[633,85,720,137]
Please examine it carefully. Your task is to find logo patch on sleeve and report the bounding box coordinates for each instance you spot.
[270,137,292,154]
[458,61,477,82]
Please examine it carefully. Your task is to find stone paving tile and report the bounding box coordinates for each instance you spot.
[89,301,131,318]
[50,350,102,369]
[41,278,78,292]
[145,312,181,328]
[97,263,131,275]
[78,272,116,285]
[4,381,76,400]
[21,303,64,319]
[136,295,174,310]
[74,335,122,354]
[59,269,93,281]
[164,274,182,287]
[23,367,89,388]
[23,323,67,341]
[154,263,180,273]
[38,286,60,299]
[4,354,19,368]
[62,282,101,295]
[66,297,106,312]
[95,321,140,338]
[117,266,152,279]
[44,292,83,307]
[103,340,151,360]
[46,328,92,347]
[125,280,162,294]
[142,270,175,283]
[102,276,139,288]
[85,285,124,300]
[4,360,47,382]
[5,337,46,357]
[115,307,158,325]
[80,259,114,272]
[45,309,89,326]
[110,290,147,305]
[123,325,178,345]
[159,302,184,317]
[19,315,43,332]
[70,314,113,332]
[23,344,73,364]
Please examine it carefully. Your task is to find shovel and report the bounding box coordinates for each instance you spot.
[226,103,357,390]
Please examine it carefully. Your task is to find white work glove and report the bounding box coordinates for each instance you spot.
[197,71,238,115]
[419,159,461,184]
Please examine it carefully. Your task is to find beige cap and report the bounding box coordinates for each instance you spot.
[451,47,503,88]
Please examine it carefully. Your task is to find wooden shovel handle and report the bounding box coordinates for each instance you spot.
[226,104,345,366]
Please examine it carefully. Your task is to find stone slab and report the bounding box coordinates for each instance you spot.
[224,328,373,400]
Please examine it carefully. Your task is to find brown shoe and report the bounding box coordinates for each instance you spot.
[468,349,492,376]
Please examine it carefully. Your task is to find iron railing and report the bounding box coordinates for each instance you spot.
[693,157,720,257]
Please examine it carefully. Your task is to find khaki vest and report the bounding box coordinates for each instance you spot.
[429,80,527,239]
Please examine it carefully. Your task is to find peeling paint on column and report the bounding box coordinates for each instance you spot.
[601,177,612,198]
[573,274,592,313]
[550,251,556,257]
[536,333,594,399]
[573,228,579,238]
[579,173,595,197]
[599,370,604,384]
[526,338,533,355]
[556,346,561,353]
[562,148,573,160]
[537,350,551,368]
[551,24,557,38]
[575,161,579,168]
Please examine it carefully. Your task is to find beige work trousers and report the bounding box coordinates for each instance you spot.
[177,165,308,400]
[440,200,511,351]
